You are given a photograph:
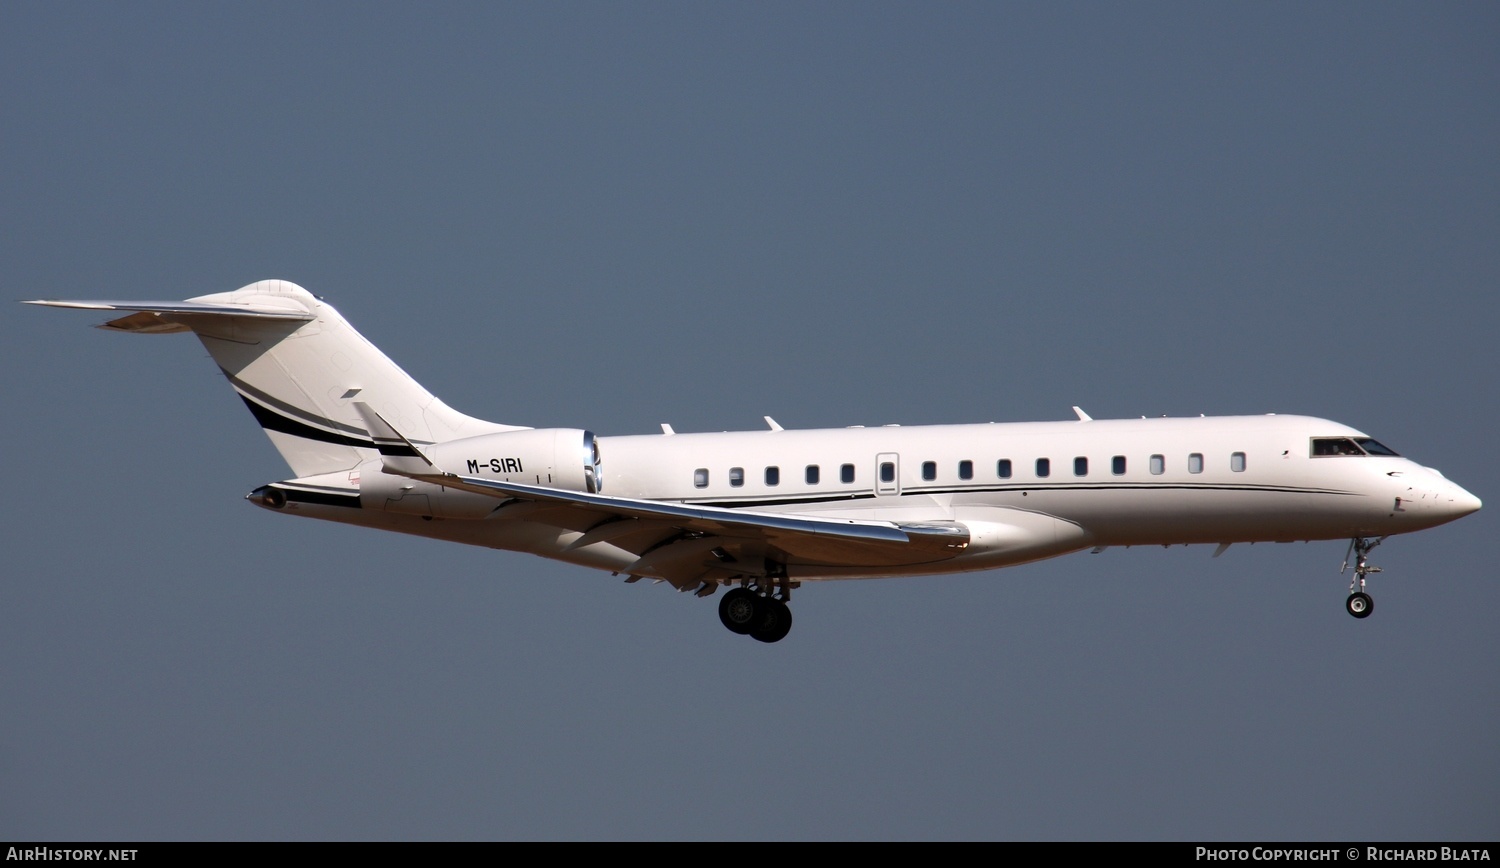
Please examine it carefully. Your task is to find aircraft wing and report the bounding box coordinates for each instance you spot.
[353,403,970,590]
[430,470,970,587]
[426,470,954,544]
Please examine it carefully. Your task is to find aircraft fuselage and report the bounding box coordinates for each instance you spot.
[30,281,1481,639]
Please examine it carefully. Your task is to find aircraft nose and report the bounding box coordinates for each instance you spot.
[1397,471,1482,526]
[1425,475,1482,521]
[1445,485,1482,519]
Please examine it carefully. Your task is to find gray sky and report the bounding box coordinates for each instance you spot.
[4,2,1497,841]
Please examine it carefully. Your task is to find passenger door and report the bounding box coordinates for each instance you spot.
[876,453,900,496]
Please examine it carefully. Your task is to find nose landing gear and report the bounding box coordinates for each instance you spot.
[1341,537,1385,619]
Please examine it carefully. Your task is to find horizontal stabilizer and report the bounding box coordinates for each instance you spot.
[25,298,315,335]
[23,299,314,320]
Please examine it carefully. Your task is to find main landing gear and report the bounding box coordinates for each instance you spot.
[718,585,793,643]
[1341,536,1385,619]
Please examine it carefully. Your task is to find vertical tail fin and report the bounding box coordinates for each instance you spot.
[27,280,523,476]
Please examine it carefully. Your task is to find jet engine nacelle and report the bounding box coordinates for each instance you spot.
[360,428,601,519]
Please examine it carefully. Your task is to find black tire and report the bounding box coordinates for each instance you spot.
[718,588,760,635]
[751,599,793,643]
[1346,592,1374,619]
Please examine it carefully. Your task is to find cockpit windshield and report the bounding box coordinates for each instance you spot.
[1311,437,1401,457]
[1355,437,1400,456]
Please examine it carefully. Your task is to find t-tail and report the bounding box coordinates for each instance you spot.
[26,279,524,477]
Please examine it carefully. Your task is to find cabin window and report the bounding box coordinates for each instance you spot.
[997,459,1012,479]
[958,460,973,480]
[1188,453,1203,474]
[1036,458,1051,478]
[694,468,709,488]
[1231,452,1246,472]
[1112,455,1126,475]
[805,464,820,484]
[841,463,855,483]
[1074,457,1088,477]
[1150,454,1165,475]
[729,467,745,487]
[922,461,937,481]
[765,466,780,486]
[880,462,896,483]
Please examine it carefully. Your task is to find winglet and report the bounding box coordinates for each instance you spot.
[1073,406,1092,422]
[352,402,435,475]
[764,416,784,432]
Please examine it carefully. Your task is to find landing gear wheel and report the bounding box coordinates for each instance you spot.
[1341,538,1384,620]
[718,588,760,635]
[751,598,793,643]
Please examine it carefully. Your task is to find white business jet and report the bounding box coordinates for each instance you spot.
[28,280,1481,642]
